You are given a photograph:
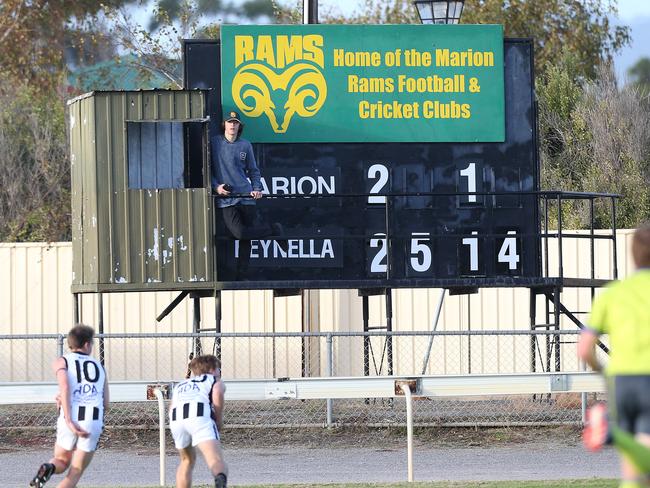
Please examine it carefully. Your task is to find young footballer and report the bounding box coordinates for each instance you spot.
[30,324,109,488]
[170,354,228,488]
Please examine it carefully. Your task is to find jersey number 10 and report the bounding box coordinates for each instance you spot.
[75,360,100,383]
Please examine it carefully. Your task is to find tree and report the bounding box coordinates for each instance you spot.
[461,0,630,81]
[0,80,70,241]
[103,3,188,89]
[0,0,130,94]
[147,0,275,31]
[103,0,278,89]
[628,57,650,96]
[0,2,136,241]
[538,60,650,228]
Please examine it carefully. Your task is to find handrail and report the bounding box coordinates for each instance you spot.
[0,372,605,405]
[212,190,622,199]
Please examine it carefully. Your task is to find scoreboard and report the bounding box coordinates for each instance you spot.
[184,39,540,288]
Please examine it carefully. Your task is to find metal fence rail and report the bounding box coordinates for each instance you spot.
[0,330,607,429]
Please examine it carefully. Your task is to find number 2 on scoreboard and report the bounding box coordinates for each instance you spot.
[367,163,389,204]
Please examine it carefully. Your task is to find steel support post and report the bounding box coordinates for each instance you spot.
[98,292,105,366]
[214,290,222,360]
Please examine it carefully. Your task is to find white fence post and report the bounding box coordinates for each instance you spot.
[154,388,166,486]
[397,380,417,482]
[326,333,333,427]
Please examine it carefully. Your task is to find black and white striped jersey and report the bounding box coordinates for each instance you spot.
[170,374,217,420]
[61,352,106,419]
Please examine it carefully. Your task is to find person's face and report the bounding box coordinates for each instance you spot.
[224,119,240,137]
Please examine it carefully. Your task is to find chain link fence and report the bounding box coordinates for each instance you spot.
[0,330,607,429]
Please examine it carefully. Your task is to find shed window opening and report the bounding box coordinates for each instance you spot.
[127,121,206,189]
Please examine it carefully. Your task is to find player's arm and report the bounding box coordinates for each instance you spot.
[579,290,608,373]
[53,357,89,437]
[577,329,603,372]
[211,380,226,432]
[53,357,71,417]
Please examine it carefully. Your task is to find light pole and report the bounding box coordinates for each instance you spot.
[303,0,318,24]
[413,0,464,24]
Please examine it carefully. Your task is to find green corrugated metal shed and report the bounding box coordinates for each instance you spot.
[68,90,215,293]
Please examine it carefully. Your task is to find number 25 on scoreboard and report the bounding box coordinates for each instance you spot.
[367,232,434,275]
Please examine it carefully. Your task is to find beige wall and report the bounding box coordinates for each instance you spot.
[0,229,635,381]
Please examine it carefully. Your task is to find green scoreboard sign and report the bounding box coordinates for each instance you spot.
[220,24,504,143]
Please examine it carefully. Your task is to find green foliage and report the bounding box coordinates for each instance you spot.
[627,57,650,96]
[462,0,630,81]
[0,0,131,94]
[0,78,70,242]
[148,0,221,31]
[6,198,71,242]
[147,0,275,31]
[104,0,277,88]
[241,0,276,20]
[271,0,303,24]
[538,61,650,229]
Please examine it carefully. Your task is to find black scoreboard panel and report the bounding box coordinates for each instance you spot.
[185,40,541,287]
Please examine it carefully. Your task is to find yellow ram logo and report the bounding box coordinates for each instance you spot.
[232,62,327,133]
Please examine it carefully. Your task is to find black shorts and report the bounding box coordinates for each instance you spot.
[221,205,272,241]
[611,375,650,435]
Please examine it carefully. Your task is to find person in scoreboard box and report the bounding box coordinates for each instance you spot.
[212,110,288,275]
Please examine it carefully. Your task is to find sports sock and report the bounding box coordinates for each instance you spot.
[30,462,55,487]
[215,472,228,488]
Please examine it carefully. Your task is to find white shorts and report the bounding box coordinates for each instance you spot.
[170,416,220,449]
[55,414,103,452]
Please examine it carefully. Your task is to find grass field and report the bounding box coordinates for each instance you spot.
[89,481,618,488]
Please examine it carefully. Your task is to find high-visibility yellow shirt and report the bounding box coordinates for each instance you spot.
[589,269,650,375]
